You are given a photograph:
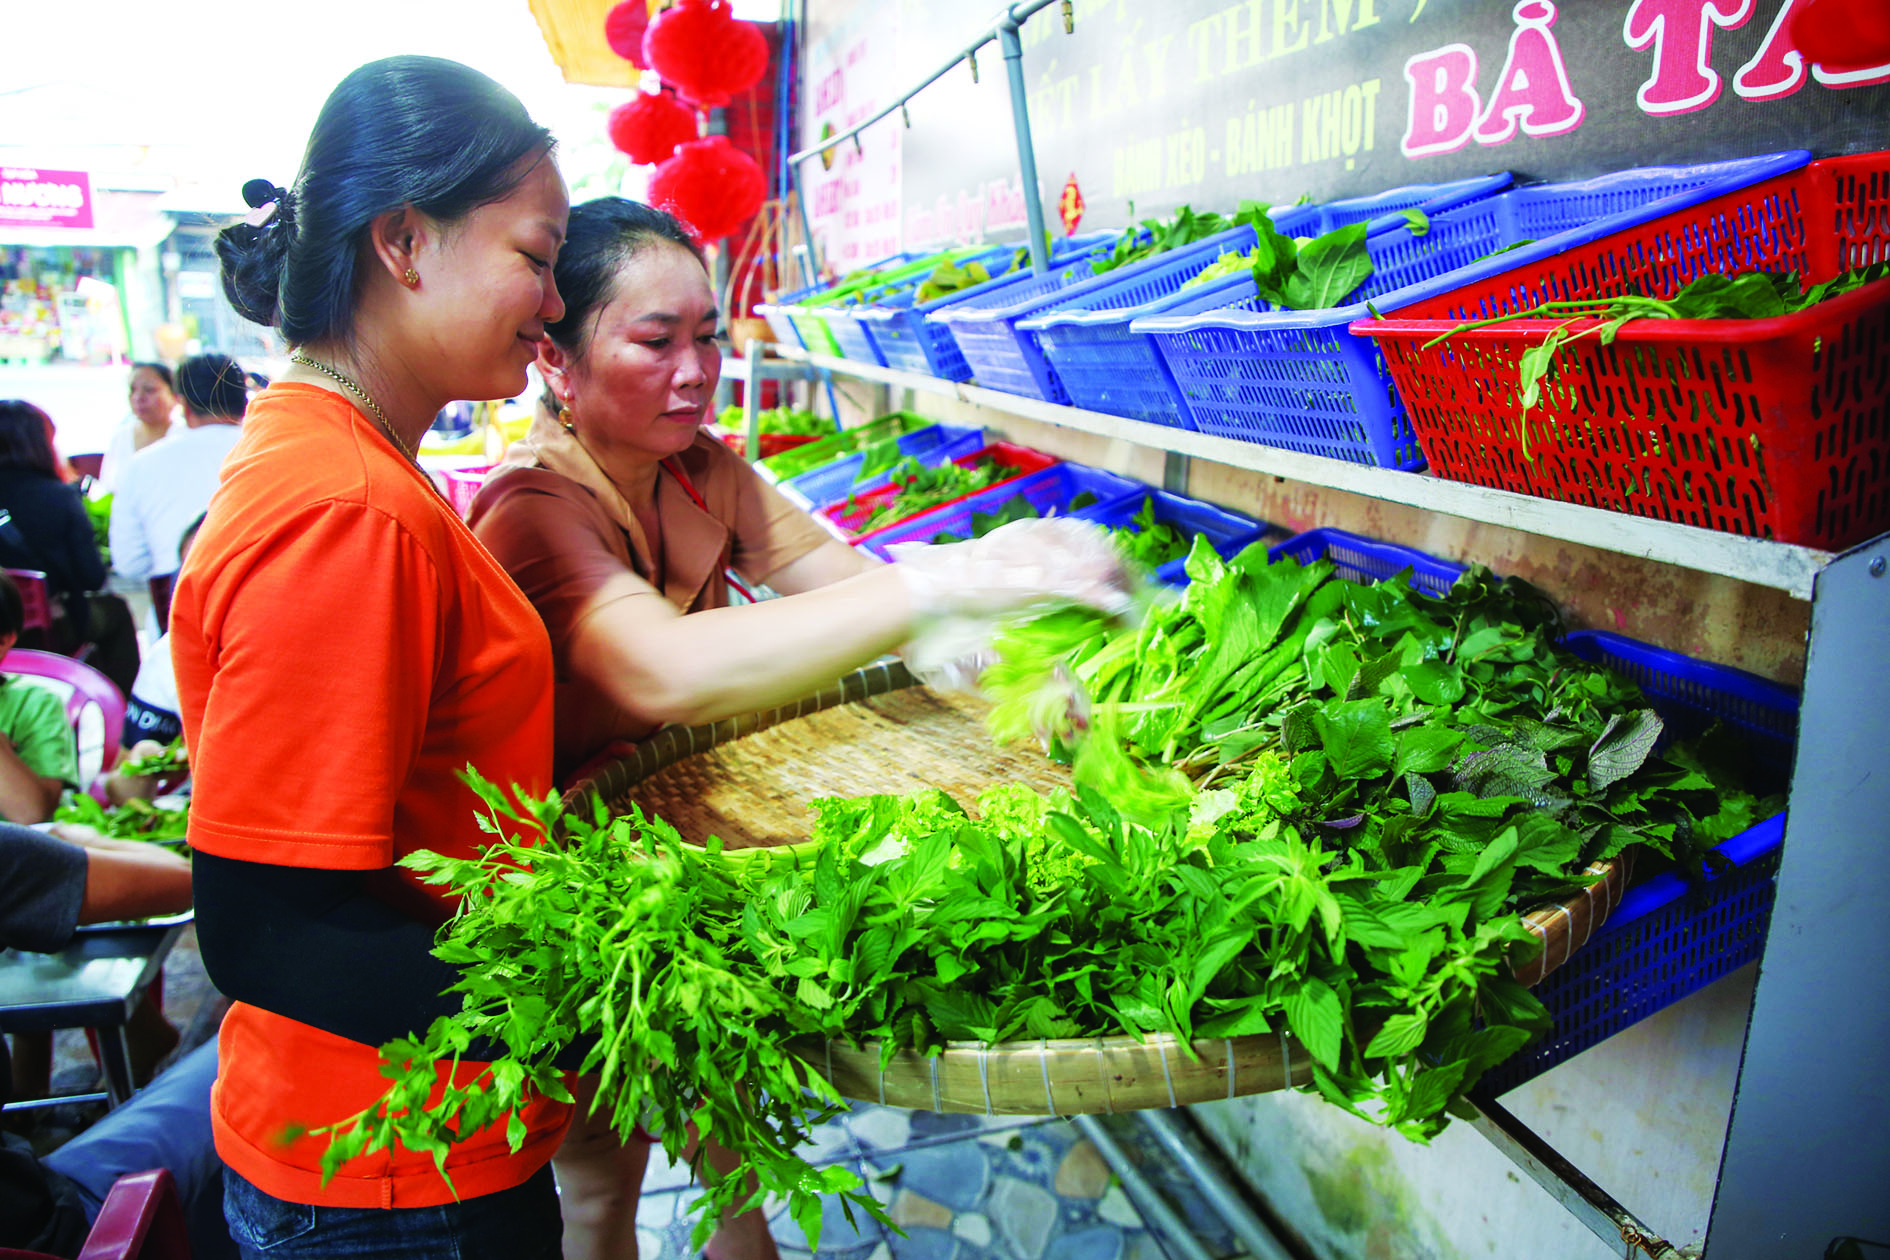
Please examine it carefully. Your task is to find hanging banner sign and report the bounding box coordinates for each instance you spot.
[0,168,94,231]
[800,0,906,276]
[861,0,1890,248]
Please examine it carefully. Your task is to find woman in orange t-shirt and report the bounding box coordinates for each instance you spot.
[171,56,572,1258]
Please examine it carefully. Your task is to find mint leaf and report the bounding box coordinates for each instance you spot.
[1587,710,1664,791]
[1283,976,1344,1070]
[1313,700,1395,780]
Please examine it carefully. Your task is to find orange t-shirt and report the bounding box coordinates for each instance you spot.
[171,383,569,1209]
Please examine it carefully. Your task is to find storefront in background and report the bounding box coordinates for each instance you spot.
[1,165,169,365]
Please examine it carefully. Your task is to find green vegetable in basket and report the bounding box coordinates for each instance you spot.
[713,405,829,437]
[1174,214,1375,311]
[1109,496,1193,569]
[1092,200,1281,276]
[1421,262,1890,454]
[848,456,1010,533]
[914,258,997,303]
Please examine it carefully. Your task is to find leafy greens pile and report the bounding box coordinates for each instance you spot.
[311,541,1777,1248]
[845,456,1010,533]
[1421,263,1890,447]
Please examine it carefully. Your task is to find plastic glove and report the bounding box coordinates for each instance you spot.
[889,517,1133,692]
[887,516,1134,621]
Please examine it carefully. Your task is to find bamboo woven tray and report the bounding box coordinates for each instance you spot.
[566,664,1629,1114]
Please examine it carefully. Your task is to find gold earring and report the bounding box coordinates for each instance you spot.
[402,267,420,288]
[558,401,576,433]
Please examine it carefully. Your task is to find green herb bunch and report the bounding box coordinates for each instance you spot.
[1091,202,1282,276]
[54,794,190,851]
[116,738,190,779]
[1177,208,1397,310]
[1422,263,1890,453]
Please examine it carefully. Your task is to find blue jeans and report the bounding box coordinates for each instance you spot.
[222,1162,563,1260]
[44,1038,236,1260]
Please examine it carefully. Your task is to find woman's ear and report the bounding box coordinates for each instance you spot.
[366,206,427,290]
[537,339,573,404]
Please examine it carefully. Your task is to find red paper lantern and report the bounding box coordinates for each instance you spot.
[604,0,651,67]
[643,0,770,108]
[648,135,766,243]
[606,90,698,166]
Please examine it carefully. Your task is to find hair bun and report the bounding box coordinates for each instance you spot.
[242,178,288,209]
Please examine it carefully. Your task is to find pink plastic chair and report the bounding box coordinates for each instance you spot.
[4,568,55,635]
[0,1168,193,1260]
[2,647,125,789]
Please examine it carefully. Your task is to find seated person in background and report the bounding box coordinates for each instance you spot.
[117,515,200,772]
[0,570,79,824]
[109,354,246,591]
[0,401,140,693]
[0,820,234,1260]
[96,362,180,496]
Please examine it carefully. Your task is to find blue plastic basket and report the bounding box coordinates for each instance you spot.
[1131,150,1810,466]
[1075,489,1272,586]
[754,282,824,347]
[825,245,1021,367]
[857,463,1146,560]
[1266,527,1466,595]
[1480,629,1799,1095]
[1013,177,1519,427]
[778,424,984,510]
[858,234,1119,381]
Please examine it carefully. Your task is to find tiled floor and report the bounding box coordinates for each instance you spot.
[637,1106,1245,1260]
[16,933,1242,1260]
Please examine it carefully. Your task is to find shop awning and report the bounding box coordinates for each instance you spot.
[0,188,173,250]
[528,0,642,88]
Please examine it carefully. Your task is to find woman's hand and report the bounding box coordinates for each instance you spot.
[889,516,1134,621]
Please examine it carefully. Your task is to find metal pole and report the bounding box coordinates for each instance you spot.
[1468,1095,1683,1259]
[1071,1114,1216,1260]
[1137,1110,1299,1260]
[998,9,1051,273]
[784,0,1059,167]
[742,340,764,463]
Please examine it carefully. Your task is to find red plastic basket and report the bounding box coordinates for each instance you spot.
[817,442,1058,543]
[1353,152,1890,549]
[715,430,824,460]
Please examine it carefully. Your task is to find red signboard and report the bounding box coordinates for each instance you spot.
[1,168,94,230]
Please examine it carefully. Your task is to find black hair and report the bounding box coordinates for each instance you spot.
[179,511,208,564]
[175,353,249,420]
[0,570,20,640]
[216,55,556,348]
[545,198,705,356]
[0,401,59,477]
[130,361,174,390]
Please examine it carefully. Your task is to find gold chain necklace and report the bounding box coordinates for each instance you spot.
[289,350,417,463]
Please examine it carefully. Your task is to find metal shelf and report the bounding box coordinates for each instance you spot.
[767,344,1833,600]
